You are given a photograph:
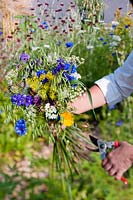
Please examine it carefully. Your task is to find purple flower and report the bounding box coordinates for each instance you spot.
[15,119,27,135]
[65,42,74,48]
[25,95,33,107]
[52,62,65,75]
[11,94,19,104]
[57,58,64,63]
[116,120,123,127]
[17,94,26,106]
[11,94,33,107]
[33,96,41,106]
[20,53,30,63]
[0,31,3,36]
[11,94,25,106]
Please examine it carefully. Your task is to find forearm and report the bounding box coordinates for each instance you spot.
[70,85,106,114]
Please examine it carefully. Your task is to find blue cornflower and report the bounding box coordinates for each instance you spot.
[20,53,30,63]
[116,120,123,127]
[15,119,27,136]
[112,24,116,29]
[99,37,104,41]
[64,63,71,70]
[109,33,114,36]
[42,21,48,29]
[65,42,74,48]
[125,25,129,29]
[112,52,116,57]
[63,73,76,81]
[0,31,3,36]
[36,69,47,77]
[71,65,77,73]
[103,42,107,45]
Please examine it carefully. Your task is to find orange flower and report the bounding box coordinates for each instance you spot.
[61,112,74,127]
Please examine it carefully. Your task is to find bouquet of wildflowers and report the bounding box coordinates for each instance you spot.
[5,49,91,173]
[3,0,93,175]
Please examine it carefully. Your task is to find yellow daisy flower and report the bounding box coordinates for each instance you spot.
[46,71,54,80]
[39,74,46,81]
[49,86,57,100]
[26,76,40,91]
[38,89,47,100]
[61,112,74,127]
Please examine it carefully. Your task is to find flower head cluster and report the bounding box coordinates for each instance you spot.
[45,103,58,120]
[61,112,74,126]
[11,94,33,107]
[15,119,27,135]
[7,52,85,137]
[20,53,30,63]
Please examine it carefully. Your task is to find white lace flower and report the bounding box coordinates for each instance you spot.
[45,103,50,110]
[45,103,58,120]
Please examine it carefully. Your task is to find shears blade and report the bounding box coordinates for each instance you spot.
[85,135,99,152]
[89,135,99,147]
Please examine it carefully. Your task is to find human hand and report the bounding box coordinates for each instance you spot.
[102,142,133,180]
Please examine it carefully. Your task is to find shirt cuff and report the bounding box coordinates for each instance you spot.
[95,74,123,106]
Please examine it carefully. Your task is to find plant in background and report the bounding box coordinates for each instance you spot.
[80,0,104,24]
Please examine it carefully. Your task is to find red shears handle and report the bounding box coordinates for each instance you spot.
[114,141,128,185]
[114,141,120,148]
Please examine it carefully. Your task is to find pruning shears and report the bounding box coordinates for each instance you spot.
[88,135,128,185]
